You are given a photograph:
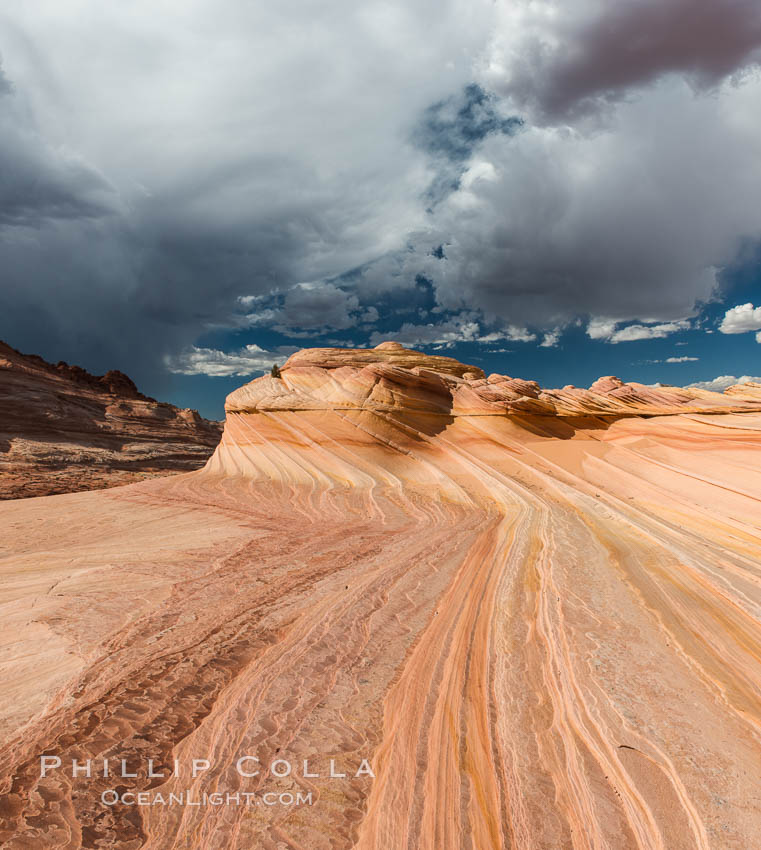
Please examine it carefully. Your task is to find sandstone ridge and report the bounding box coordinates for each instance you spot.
[225,342,761,417]
[3,342,761,848]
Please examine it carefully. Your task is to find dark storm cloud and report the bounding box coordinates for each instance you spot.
[3,0,761,383]
[276,284,360,331]
[232,283,363,334]
[0,59,12,93]
[421,78,761,330]
[396,0,761,333]
[490,0,761,120]
[0,59,141,370]
[0,152,113,226]
[0,72,323,385]
[0,63,116,226]
[0,187,321,384]
[0,0,496,377]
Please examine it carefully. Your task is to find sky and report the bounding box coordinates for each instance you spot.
[1,0,761,419]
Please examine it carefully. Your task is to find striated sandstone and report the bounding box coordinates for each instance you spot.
[1,344,761,849]
[227,346,761,420]
[280,340,485,378]
[0,341,222,499]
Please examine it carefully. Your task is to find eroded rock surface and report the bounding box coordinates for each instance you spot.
[1,344,761,848]
[226,344,761,419]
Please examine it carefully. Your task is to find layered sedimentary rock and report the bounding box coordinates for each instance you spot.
[1,343,761,849]
[0,341,222,498]
[225,342,761,420]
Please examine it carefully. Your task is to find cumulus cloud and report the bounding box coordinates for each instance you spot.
[479,326,536,343]
[665,356,699,363]
[586,319,618,341]
[586,318,689,343]
[366,314,535,348]
[611,321,690,343]
[401,3,761,334]
[3,1,761,381]
[539,331,560,348]
[369,316,481,348]
[687,374,761,392]
[719,302,761,333]
[0,1,495,375]
[425,71,761,329]
[166,344,298,377]
[229,283,378,335]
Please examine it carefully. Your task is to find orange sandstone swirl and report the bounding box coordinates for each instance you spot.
[1,343,761,848]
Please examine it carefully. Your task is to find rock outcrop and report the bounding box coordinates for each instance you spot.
[0,341,222,498]
[2,343,761,849]
[225,343,761,419]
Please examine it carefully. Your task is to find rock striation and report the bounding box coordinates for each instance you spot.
[1,343,761,849]
[225,342,761,422]
[0,341,222,498]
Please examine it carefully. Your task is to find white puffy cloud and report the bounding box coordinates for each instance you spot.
[611,321,690,343]
[687,375,761,392]
[366,314,536,348]
[539,331,560,348]
[586,319,618,340]
[665,356,699,363]
[479,326,537,343]
[586,318,689,343]
[719,302,761,334]
[166,344,297,377]
[369,316,480,348]
[504,326,537,343]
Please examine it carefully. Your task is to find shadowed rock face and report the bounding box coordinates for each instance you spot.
[1,344,761,848]
[0,341,222,499]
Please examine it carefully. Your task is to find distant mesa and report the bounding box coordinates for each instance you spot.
[0,340,222,499]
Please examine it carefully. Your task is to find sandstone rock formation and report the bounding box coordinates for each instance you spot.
[0,341,222,499]
[1,343,761,849]
[225,343,761,419]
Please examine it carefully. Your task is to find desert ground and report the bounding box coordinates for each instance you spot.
[1,343,761,849]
